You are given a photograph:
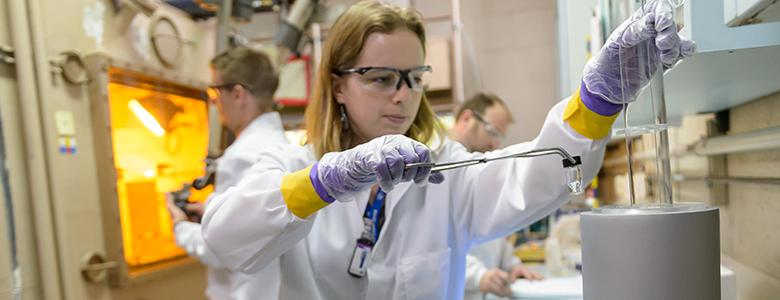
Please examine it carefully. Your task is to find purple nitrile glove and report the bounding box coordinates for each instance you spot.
[582,0,696,106]
[311,135,445,202]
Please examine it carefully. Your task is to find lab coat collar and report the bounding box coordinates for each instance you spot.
[241,111,284,137]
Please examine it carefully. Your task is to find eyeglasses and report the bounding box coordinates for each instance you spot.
[206,83,251,100]
[471,111,505,140]
[333,65,432,95]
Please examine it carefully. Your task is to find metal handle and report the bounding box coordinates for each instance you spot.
[405,147,579,172]
[82,261,118,272]
[50,50,90,84]
[0,45,14,64]
[80,252,118,283]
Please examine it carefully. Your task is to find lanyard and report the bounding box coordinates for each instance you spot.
[362,188,386,243]
[348,188,387,278]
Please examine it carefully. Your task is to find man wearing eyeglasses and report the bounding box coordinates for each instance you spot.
[165,47,286,300]
[449,93,512,153]
[450,93,543,300]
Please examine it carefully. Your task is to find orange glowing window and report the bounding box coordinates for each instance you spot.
[107,71,212,267]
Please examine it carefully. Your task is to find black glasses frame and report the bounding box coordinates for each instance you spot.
[332,65,432,91]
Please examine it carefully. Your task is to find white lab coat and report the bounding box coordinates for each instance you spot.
[175,112,287,300]
[463,239,521,300]
[201,99,608,300]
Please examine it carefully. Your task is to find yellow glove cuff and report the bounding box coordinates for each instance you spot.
[281,165,330,218]
[563,87,619,140]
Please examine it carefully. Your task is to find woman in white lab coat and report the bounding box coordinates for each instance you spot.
[201,1,694,299]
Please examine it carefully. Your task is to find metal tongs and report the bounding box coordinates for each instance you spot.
[405,147,580,172]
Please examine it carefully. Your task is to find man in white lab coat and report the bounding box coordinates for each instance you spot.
[448,93,513,154]
[449,93,543,300]
[166,47,286,300]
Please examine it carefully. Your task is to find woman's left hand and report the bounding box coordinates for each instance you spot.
[582,0,696,105]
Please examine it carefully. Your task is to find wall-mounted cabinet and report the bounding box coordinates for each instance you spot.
[625,44,780,126]
[626,0,780,126]
[558,0,780,127]
[724,0,780,27]
[682,0,780,52]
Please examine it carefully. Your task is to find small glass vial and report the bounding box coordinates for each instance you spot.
[562,156,583,195]
[567,165,583,195]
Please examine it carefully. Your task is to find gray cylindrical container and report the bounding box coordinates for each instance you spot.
[580,203,720,300]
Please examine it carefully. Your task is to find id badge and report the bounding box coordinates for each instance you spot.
[347,238,374,278]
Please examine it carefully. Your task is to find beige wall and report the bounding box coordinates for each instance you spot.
[460,0,559,144]
[721,91,780,300]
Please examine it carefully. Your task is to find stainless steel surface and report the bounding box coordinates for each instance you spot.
[590,202,711,215]
[581,204,720,300]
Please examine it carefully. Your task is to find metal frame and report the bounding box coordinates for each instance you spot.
[83,54,207,287]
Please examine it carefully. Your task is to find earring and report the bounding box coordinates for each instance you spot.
[339,104,349,130]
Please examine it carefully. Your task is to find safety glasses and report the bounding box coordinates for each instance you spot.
[333,65,432,95]
[471,111,505,141]
[206,83,251,100]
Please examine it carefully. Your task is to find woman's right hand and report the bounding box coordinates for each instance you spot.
[314,135,444,201]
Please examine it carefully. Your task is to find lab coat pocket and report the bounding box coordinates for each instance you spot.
[397,248,451,300]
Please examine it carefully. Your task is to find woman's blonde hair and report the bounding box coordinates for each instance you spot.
[303,0,444,158]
